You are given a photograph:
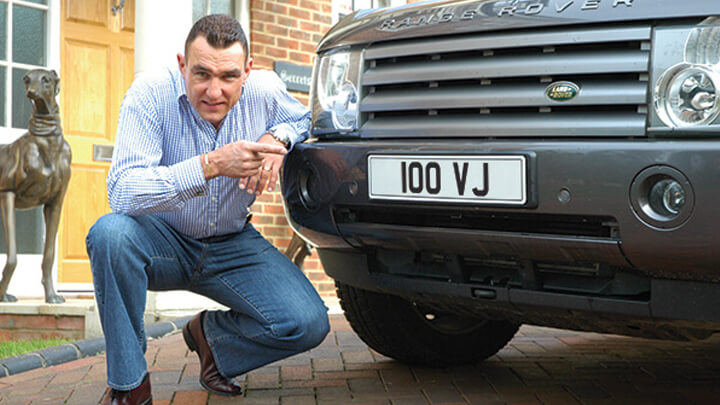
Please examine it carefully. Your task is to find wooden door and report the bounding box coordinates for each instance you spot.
[57,0,134,285]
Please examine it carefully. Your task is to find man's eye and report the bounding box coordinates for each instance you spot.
[194,72,209,79]
[224,75,240,81]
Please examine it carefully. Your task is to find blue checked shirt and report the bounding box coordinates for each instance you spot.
[107,67,310,239]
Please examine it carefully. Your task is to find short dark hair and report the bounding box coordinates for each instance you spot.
[185,14,249,62]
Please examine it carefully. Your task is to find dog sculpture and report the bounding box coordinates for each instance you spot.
[0,69,71,303]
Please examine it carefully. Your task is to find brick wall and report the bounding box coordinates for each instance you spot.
[0,314,84,341]
[249,0,337,299]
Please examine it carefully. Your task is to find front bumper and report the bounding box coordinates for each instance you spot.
[282,139,720,281]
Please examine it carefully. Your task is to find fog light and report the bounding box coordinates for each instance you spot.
[649,179,686,216]
[630,166,694,230]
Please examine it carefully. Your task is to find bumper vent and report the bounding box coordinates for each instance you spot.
[334,206,618,239]
[360,24,651,138]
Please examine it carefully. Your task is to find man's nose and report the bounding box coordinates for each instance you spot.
[207,78,222,98]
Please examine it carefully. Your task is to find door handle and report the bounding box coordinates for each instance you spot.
[111,0,125,15]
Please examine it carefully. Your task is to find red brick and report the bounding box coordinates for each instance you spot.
[278,15,298,28]
[256,193,274,203]
[0,314,15,328]
[318,283,335,292]
[300,41,316,53]
[276,0,298,4]
[18,314,57,330]
[290,29,312,41]
[263,226,291,237]
[281,365,313,380]
[266,2,288,14]
[278,38,300,50]
[251,21,265,31]
[290,51,311,64]
[252,32,275,45]
[252,214,274,224]
[251,43,265,55]
[312,33,324,42]
[299,21,320,32]
[274,215,289,226]
[172,390,208,404]
[289,7,311,20]
[266,24,289,36]
[252,56,275,70]
[56,316,84,331]
[266,46,288,59]
[274,238,290,249]
[299,0,321,11]
[251,10,276,23]
[308,271,327,281]
[313,12,332,24]
[263,204,286,214]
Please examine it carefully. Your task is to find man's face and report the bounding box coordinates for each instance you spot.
[177,35,252,128]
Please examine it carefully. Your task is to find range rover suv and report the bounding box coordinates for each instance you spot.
[281,0,720,366]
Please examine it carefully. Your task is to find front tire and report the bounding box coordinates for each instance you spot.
[336,281,520,367]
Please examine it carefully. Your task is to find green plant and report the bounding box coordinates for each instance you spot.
[0,338,72,359]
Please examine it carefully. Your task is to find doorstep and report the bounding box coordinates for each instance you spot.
[0,298,96,341]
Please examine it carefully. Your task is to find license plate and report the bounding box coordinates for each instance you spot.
[368,154,527,205]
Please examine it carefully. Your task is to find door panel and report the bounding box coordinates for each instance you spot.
[63,40,109,137]
[58,0,134,286]
[65,0,108,26]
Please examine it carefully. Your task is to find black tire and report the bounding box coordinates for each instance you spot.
[336,281,520,367]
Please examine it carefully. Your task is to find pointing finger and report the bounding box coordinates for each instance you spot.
[245,142,287,156]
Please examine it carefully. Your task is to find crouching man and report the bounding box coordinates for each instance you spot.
[86,14,329,405]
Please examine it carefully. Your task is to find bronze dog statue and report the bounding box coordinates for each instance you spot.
[0,69,71,303]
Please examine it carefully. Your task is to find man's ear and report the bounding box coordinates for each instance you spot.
[244,57,253,81]
[177,53,186,73]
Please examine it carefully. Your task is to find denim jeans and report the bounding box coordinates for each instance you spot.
[86,213,330,390]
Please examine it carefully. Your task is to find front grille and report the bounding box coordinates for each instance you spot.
[359,24,651,138]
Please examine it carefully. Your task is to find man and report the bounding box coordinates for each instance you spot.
[86,14,330,405]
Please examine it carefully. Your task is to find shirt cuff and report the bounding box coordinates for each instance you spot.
[269,123,300,151]
[170,156,209,200]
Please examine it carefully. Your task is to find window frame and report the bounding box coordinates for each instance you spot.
[0,0,58,143]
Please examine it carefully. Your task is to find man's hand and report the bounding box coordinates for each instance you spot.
[238,133,287,195]
[203,140,286,183]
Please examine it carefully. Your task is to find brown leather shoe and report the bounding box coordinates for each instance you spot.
[183,311,243,396]
[101,373,152,405]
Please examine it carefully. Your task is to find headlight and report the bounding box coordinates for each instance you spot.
[655,63,720,127]
[652,17,720,129]
[311,49,361,134]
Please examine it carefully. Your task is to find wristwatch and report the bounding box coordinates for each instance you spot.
[269,127,292,149]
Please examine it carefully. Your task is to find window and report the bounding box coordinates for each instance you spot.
[0,0,49,133]
[192,0,235,22]
[0,0,52,255]
[334,0,404,24]
[192,0,249,46]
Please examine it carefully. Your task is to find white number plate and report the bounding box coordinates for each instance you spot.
[368,155,527,204]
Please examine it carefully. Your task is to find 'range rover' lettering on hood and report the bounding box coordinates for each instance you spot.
[317,0,720,52]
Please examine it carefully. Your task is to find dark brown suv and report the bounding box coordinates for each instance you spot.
[282,0,720,366]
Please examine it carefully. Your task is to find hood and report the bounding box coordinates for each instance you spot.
[318,0,720,52]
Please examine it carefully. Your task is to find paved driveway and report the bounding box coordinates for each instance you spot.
[1,314,719,404]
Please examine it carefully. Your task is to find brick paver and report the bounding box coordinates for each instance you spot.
[2,314,720,404]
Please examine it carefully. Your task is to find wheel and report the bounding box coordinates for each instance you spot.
[336,281,520,367]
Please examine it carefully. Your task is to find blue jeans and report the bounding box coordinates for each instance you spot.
[86,213,330,390]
